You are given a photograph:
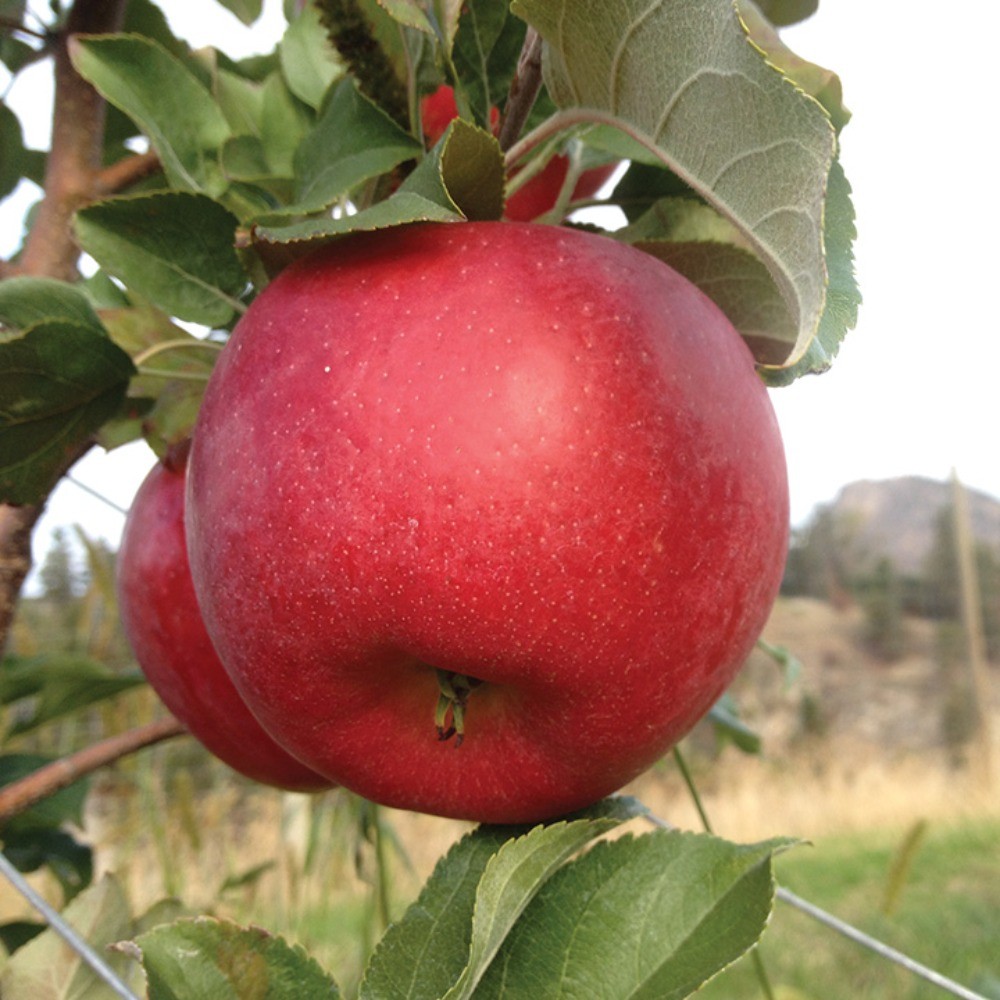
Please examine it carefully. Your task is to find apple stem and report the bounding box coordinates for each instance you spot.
[434,670,482,747]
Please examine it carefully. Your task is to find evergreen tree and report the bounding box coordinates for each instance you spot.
[38,527,80,605]
[860,556,908,660]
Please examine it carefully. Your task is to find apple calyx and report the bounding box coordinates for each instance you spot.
[434,670,483,747]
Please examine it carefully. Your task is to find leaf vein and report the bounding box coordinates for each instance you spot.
[609,0,666,114]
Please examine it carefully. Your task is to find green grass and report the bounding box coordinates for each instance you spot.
[698,816,1000,1000]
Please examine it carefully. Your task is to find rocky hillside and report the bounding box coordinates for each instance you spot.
[812,475,1000,578]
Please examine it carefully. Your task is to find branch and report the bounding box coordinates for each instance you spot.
[0,716,187,826]
[17,0,128,280]
[497,27,544,153]
[0,434,98,656]
[94,150,162,196]
[0,505,45,653]
[0,16,49,41]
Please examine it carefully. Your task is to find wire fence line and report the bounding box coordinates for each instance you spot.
[0,812,990,999]
[774,884,991,1000]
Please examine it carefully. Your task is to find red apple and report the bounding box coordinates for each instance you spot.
[420,85,617,222]
[117,443,333,792]
[186,221,788,823]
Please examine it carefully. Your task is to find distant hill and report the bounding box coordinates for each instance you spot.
[819,476,1000,578]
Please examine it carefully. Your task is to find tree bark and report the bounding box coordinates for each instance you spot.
[17,0,128,280]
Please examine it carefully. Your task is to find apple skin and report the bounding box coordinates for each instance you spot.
[420,85,617,222]
[117,444,333,792]
[186,221,788,824]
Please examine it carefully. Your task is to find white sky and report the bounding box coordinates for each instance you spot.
[4,1,1000,587]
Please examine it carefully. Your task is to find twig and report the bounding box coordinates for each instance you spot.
[0,716,187,826]
[496,27,544,153]
[94,150,162,196]
[0,16,49,41]
[0,851,140,999]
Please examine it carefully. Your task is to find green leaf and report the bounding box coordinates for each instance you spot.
[441,799,647,1000]
[378,0,463,52]
[81,270,132,309]
[69,34,232,196]
[0,875,137,998]
[0,322,135,505]
[753,0,817,27]
[377,0,434,34]
[214,0,265,26]
[400,118,504,221]
[357,825,512,1000]
[2,828,94,903]
[359,797,642,1000]
[74,192,247,327]
[223,134,272,182]
[738,0,851,131]
[708,694,762,754]
[0,277,105,335]
[618,195,798,361]
[281,0,343,109]
[260,72,314,177]
[513,0,837,369]
[452,2,526,129]
[122,0,191,60]
[0,752,89,831]
[251,192,461,265]
[611,160,699,222]
[756,637,803,689]
[1,34,36,77]
[292,78,422,212]
[218,861,277,894]
[475,830,793,999]
[212,65,266,137]
[96,302,216,453]
[0,100,26,200]
[103,306,222,448]
[0,921,46,956]
[0,654,146,737]
[764,155,859,383]
[137,917,341,999]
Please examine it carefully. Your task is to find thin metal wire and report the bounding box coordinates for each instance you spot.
[774,885,991,1000]
[643,810,991,1000]
[0,850,140,1000]
[64,474,129,515]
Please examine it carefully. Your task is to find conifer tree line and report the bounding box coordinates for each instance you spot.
[783,502,1000,662]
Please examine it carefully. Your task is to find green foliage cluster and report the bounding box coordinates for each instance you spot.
[0,0,868,995]
[0,0,859,508]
